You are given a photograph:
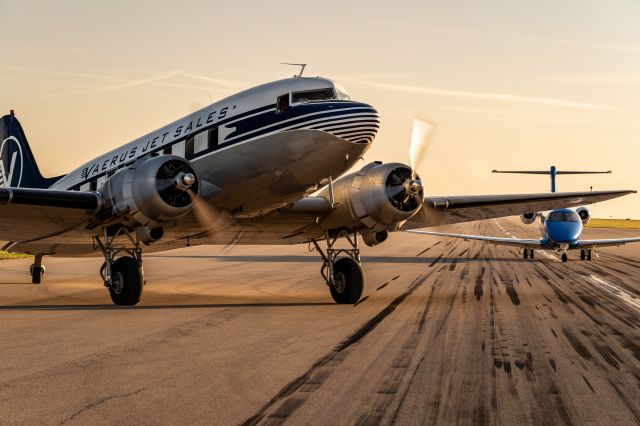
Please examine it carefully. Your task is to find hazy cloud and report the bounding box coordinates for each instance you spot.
[339,76,622,111]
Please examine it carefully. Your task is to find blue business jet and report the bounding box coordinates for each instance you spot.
[407,167,640,262]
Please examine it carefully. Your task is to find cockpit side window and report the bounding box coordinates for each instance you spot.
[291,88,336,104]
[276,93,290,113]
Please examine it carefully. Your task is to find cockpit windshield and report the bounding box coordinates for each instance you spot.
[291,88,336,104]
[333,82,351,100]
[547,211,581,222]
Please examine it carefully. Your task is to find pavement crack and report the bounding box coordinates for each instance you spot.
[58,387,146,425]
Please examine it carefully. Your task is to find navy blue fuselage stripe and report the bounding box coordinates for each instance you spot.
[223,103,377,144]
[312,122,380,133]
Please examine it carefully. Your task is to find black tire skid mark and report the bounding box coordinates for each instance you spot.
[240,271,434,426]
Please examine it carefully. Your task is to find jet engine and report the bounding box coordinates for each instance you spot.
[98,155,199,228]
[520,212,537,224]
[318,162,423,244]
[576,207,590,225]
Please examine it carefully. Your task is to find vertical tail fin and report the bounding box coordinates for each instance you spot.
[1,111,61,188]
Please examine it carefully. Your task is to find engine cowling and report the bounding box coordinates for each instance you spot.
[520,212,537,224]
[576,207,590,225]
[99,155,199,227]
[318,162,423,243]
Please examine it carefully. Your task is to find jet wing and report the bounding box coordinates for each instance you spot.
[405,230,543,248]
[576,237,640,249]
[0,188,101,244]
[405,190,635,228]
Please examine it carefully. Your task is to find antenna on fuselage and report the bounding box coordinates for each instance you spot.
[492,166,612,193]
[281,63,307,78]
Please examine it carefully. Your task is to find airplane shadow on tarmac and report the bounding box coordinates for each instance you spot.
[0,302,335,311]
[150,255,554,264]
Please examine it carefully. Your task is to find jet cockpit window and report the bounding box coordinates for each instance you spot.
[548,212,581,222]
[291,88,336,104]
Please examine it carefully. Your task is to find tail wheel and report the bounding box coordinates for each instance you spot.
[330,257,364,304]
[109,256,143,306]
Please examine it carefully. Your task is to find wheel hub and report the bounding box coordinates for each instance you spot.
[111,271,124,294]
[333,271,347,293]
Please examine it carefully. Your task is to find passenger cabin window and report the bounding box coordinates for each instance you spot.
[291,88,336,104]
[276,94,290,113]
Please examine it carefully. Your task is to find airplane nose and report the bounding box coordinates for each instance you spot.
[322,102,380,144]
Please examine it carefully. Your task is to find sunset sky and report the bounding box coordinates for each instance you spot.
[2,0,639,218]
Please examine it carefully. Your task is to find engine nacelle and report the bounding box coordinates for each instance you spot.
[318,162,423,235]
[576,207,590,225]
[99,155,199,227]
[520,212,537,224]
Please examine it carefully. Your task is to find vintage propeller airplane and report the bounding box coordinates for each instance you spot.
[1,75,635,305]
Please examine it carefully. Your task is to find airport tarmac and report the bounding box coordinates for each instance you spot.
[0,217,638,425]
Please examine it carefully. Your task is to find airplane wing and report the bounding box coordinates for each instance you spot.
[576,237,640,249]
[0,187,102,244]
[404,190,635,229]
[405,229,543,248]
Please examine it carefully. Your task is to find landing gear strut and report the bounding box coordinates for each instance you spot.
[30,254,45,284]
[311,230,364,304]
[580,249,592,261]
[95,227,144,306]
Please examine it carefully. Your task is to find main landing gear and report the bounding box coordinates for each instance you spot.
[95,227,144,306]
[311,230,364,304]
[523,249,535,260]
[580,249,593,261]
[30,254,45,284]
[561,253,568,263]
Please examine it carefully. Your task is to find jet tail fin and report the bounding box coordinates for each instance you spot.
[0,111,61,188]
[492,165,611,193]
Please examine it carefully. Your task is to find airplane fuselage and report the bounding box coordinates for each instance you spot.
[53,77,379,216]
[539,208,583,249]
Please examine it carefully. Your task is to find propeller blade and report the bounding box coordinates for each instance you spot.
[186,190,245,252]
[409,118,436,180]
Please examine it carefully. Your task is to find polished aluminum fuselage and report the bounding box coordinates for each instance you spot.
[14,77,380,255]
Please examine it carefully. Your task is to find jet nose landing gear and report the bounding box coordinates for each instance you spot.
[312,230,364,304]
[30,254,45,284]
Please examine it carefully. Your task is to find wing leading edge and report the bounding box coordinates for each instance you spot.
[405,229,543,248]
[405,190,635,229]
[576,237,640,249]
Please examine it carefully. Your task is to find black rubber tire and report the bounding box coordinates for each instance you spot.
[109,256,143,306]
[329,258,364,304]
[31,266,43,284]
[587,251,592,261]
[561,253,568,263]
[580,250,586,261]
[523,250,528,259]
[529,250,535,259]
